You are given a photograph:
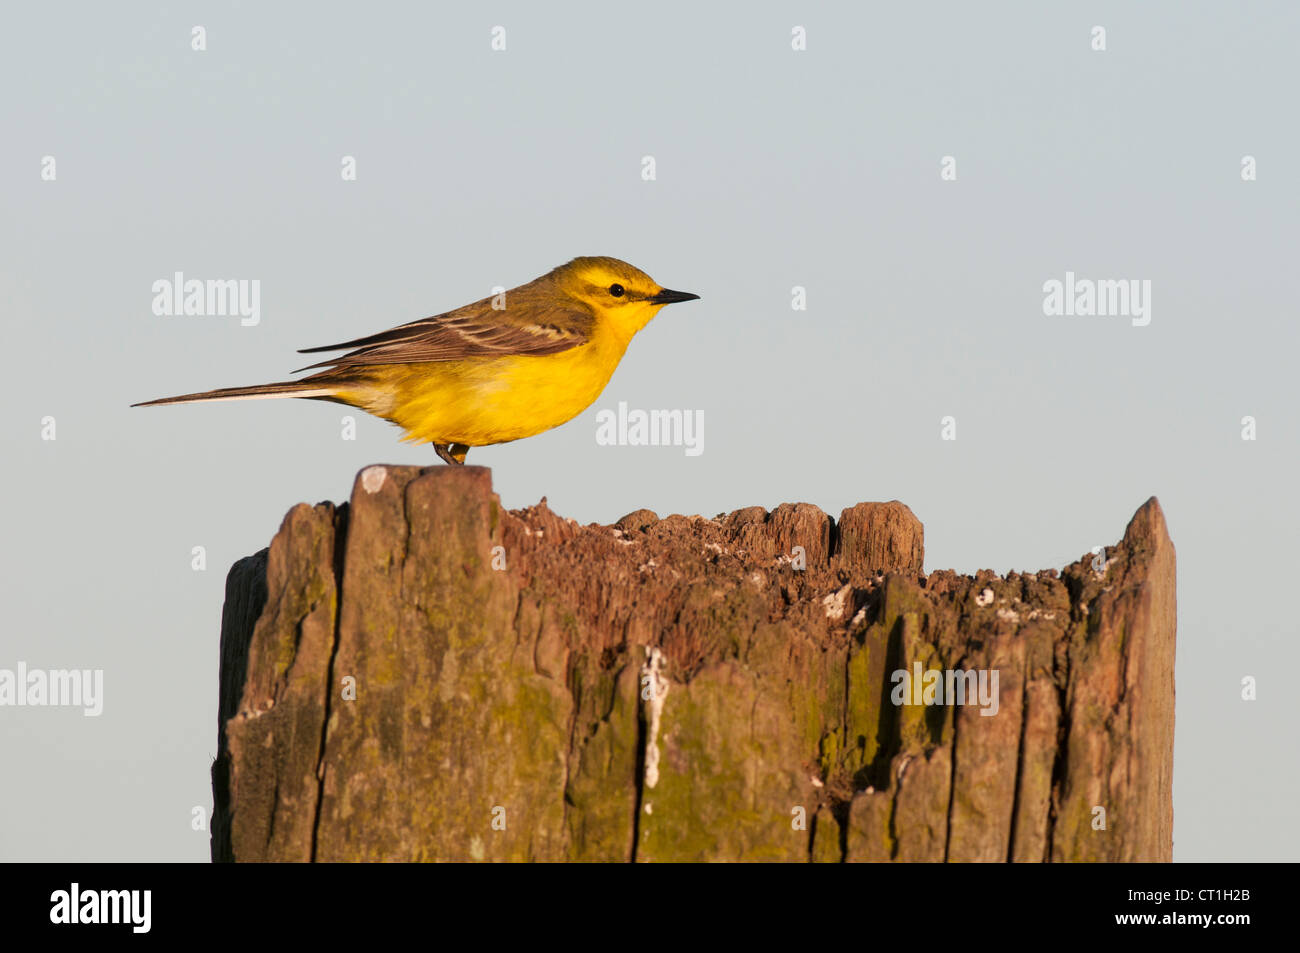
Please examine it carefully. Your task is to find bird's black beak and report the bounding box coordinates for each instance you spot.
[649,288,701,305]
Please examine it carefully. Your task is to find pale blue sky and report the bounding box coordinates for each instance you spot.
[2,1,1296,860]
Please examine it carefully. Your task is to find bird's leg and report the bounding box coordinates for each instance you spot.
[433,443,463,466]
[449,443,470,464]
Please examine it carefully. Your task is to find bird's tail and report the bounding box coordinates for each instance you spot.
[132,381,338,407]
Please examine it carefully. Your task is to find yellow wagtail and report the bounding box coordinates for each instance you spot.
[134,257,699,464]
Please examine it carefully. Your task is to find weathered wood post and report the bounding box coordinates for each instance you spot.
[212,466,1174,862]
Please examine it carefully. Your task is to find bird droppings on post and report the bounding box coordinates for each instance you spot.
[360,466,387,494]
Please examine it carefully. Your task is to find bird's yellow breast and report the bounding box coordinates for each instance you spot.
[335,318,634,447]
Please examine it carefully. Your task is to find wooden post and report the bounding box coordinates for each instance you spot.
[212,466,1174,862]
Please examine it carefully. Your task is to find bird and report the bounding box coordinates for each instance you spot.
[133,256,700,464]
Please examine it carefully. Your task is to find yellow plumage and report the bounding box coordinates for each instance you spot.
[134,257,699,464]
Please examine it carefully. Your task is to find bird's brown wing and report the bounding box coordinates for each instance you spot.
[295,296,595,371]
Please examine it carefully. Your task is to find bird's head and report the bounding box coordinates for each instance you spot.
[553,256,699,339]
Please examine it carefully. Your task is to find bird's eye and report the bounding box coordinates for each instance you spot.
[608,283,625,297]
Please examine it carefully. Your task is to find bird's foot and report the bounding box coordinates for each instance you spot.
[433,443,466,466]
